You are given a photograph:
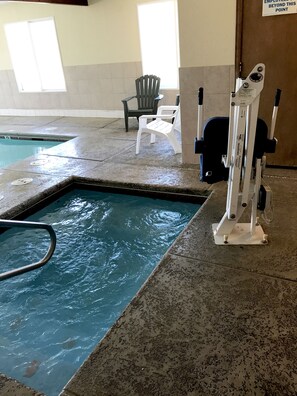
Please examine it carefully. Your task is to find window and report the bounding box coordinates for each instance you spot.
[5,18,66,93]
[137,0,180,89]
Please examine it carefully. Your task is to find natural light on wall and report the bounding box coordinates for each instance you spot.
[5,18,66,93]
[138,0,180,89]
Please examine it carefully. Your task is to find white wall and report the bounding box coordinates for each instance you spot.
[0,0,151,70]
[178,0,236,67]
[0,0,236,70]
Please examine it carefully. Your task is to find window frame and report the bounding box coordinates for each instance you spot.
[4,17,66,93]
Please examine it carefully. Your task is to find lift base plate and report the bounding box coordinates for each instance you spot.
[212,223,267,245]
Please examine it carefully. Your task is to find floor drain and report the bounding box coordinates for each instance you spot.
[11,178,33,186]
[30,159,49,166]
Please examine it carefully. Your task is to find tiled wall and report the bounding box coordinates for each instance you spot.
[0,61,178,117]
[0,62,235,164]
[179,65,235,164]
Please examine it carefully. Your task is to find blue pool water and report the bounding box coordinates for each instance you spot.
[0,188,200,395]
[0,137,61,168]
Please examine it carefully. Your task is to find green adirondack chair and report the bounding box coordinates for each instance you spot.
[122,75,163,132]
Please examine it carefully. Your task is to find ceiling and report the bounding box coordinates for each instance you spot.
[0,0,88,5]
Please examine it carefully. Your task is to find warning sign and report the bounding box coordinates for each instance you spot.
[263,0,297,16]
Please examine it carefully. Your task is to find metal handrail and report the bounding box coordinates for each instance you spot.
[0,219,56,281]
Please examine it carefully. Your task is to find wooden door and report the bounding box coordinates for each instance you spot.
[236,0,297,166]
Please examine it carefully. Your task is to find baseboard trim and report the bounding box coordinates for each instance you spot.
[0,109,124,118]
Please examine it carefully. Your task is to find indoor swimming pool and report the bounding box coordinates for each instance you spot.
[0,187,200,395]
[0,137,62,168]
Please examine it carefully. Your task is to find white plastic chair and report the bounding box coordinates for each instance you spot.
[136,105,182,154]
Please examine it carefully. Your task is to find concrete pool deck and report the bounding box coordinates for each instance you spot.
[0,115,296,395]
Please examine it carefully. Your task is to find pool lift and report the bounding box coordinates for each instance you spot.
[195,63,280,245]
[0,219,56,281]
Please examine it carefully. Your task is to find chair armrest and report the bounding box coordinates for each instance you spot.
[122,95,137,113]
[154,94,164,101]
[139,113,176,129]
[157,105,178,114]
[122,95,136,103]
[152,94,164,113]
[139,114,176,121]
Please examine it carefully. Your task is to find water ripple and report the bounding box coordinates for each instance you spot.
[0,189,199,395]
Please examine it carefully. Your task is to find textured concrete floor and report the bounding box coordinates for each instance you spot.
[0,116,296,395]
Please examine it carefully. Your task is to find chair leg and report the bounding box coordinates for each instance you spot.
[136,129,142,154]
[150,134,156,144]
[167,132,182,154]
[124,114,129,132]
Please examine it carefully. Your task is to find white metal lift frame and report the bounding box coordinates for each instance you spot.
[212,63,269,245]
